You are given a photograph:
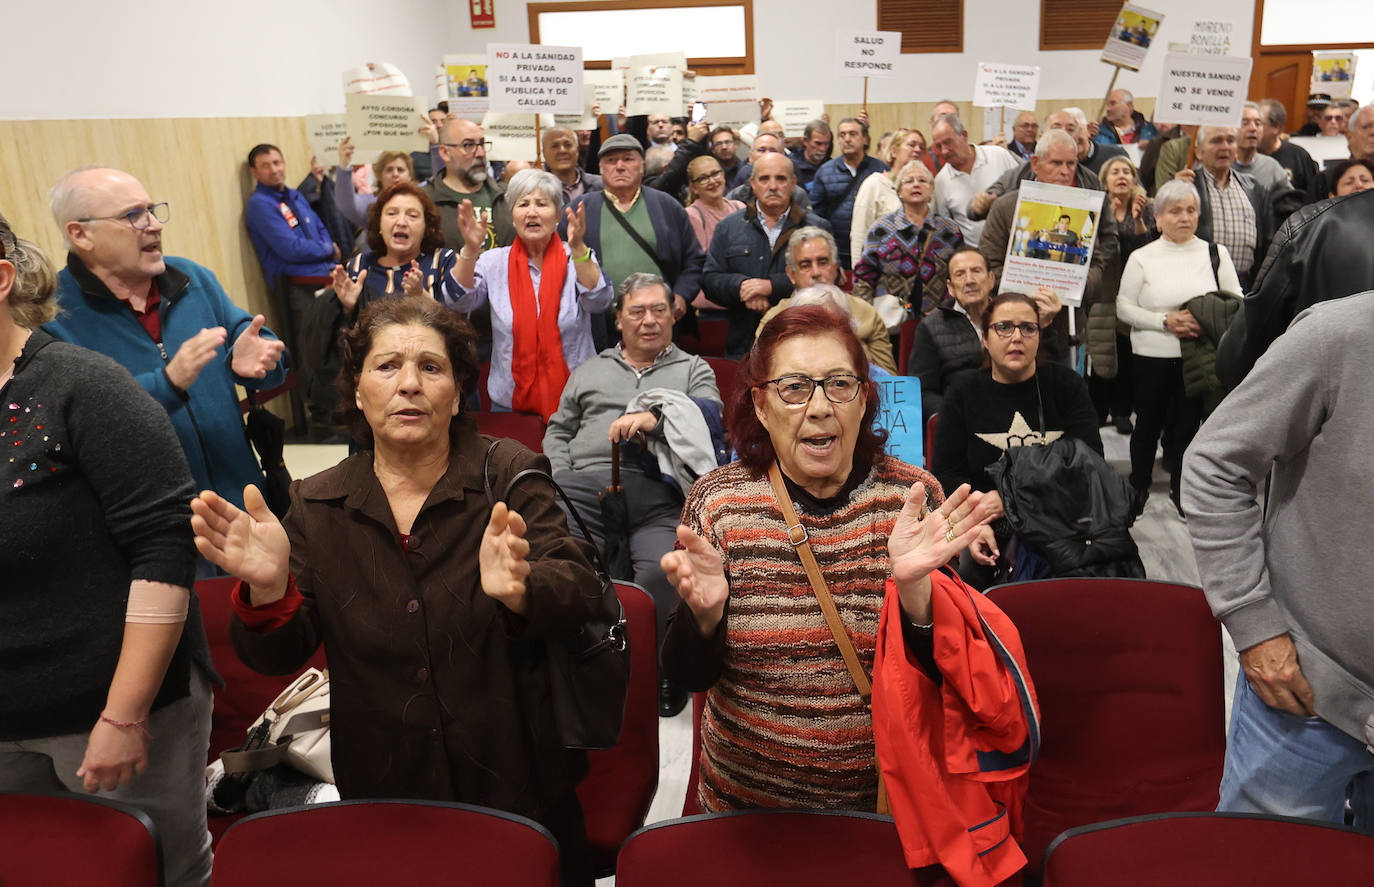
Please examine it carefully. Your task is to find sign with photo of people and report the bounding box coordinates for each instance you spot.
[1101,3,1165,71]
[1001,181,1105,307]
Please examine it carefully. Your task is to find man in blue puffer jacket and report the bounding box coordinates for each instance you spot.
[46,167,287,517]
[809,116,888,269]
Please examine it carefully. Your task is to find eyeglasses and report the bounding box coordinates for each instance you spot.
[623,304,672,321]
[989,321,1040,338]
[78,202,170,231]
[443,140,492,153]
[712,138,736,148]
[766,373,863,405]
[691,169,724,185]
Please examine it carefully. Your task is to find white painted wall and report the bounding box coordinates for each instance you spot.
[2,0,445,119]
[4,0,1259,119]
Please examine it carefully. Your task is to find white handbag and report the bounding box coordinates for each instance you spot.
[220,668,334,784]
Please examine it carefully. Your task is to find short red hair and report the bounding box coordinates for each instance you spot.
[728,303,888,476]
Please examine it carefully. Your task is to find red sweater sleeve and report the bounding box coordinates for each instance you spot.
[231,574,304,632]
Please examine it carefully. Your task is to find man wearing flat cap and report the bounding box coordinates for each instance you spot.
[560,133,705,347]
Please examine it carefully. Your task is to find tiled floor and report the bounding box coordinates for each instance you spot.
[283,427,1235,883]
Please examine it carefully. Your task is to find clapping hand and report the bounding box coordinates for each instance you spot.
[402,266,428,299]
[481,502,532,615]
[888,483,992,622]
[230,315,286,379]
[190,486,291,603]
[330,265,367,312]
[564,203,589,256]
[661,525,729,637]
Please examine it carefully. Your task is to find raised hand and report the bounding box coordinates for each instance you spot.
[231,315,285,379]
[888,482,991,622]
[660,524,729,636]
[481,501,532,615]
[456,199,486,254]
[331,265,367,313]
[338,137,356,169]
[564,203,588,255]
[402,266,428,299]
[165,327,228,391]
[190,486,291,603]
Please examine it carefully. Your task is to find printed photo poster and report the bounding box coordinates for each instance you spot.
[444,53,491,119]
[1001,181,1105,307]
[1311,53,1357,101]
[1100,4,1165,72]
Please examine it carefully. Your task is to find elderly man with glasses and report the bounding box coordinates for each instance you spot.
[423,116,514,254]
[46,166,287,526]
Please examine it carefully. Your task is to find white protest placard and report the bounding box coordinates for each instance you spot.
[835,31,901,80]
[774,100,826,137]
[707,101,759,130]
[694,75,758,105]
[305,114,348,166]
[874,377,924,467]
[486,44,583,114]
[1290,135,1354,168]
[1189,20,1234,56]
[1100,4,1165,72]
[583,69,624,113]
[481,112,555,161]
[1153,53,1252,127]
[1311,52,1357,101]
[682,75,698,109]
[443,53,490,119]
[626,66,683,117]
[345,93,428,154]
[627,52,686,71]
[1000,181,1105,307]
[973,63,1040,111]
[343,62,413,96]
[554,98,598,132]
[983,107,1014,144]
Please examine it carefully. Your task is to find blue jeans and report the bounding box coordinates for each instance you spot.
[1219,671,1374,832]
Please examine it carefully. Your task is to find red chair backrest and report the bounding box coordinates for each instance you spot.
[196,578,328,768]
[924,412,937,469]
[477,361,492,411]
[576,581,660,876]
[0,792,161,887]
[693,317,730,358]
[211,800,559,886]
[703,357,739,411]
[985,578,1226,873]
[898,316,919,376]
[617,810,928,887]
[681,690,707,816]
[1043,812,1374,886]
[475,411,547,453]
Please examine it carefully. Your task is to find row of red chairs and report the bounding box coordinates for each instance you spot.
[5,792,1372,887]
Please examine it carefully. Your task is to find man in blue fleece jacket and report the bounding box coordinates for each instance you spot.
[46,167,287,517]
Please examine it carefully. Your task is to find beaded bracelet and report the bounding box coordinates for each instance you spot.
[99,713,153,739]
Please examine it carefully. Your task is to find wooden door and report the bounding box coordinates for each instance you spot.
[1250,52,1313,132]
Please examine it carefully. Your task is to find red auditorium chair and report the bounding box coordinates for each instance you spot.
[210,800,559,886]
[474,411,547,452]
[196,577,328,846]
[681,690,707,816]
[576,581,660,877]
[984,578,1226,874]
[617,810,936,887]
[924,413,937,468]
[703,356,739,408]
[0,792,161,887]
[692,316,730,357]
[898,315,919,375]
[1043,812,1374,886]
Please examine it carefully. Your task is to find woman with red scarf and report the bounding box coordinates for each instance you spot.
[451,169,612,418]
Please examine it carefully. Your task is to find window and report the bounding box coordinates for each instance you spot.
[1039,0,1121,52]
[529,0,754,75]
[877,0,963,54]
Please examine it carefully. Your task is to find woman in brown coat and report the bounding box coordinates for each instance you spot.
[190,296,608,886]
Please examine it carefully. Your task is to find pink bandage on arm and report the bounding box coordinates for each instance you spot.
[125,580,190,624]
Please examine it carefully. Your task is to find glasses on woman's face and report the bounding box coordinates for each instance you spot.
[989,321,1041,339]
[692,169,724,185]
[766,373,863,405]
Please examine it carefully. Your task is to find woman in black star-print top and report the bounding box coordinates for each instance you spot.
[931,293,1101,582]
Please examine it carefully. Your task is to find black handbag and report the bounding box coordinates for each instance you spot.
[481,440,630,750]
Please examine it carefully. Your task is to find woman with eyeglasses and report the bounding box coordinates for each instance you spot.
[931,292,1102,586]
[450,169,612,419]
[1116,180,1241,516]
[658,303,1038,881]
[684,156,745,311]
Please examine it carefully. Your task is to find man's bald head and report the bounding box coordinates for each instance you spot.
[50,166,167,280]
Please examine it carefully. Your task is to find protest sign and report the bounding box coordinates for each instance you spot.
[627,66,683,117]
[774,100,826,137]
[983,107,1014,145]
[487,44,583,114]
[835,31,900,79]
[343,63,412,96]
[345,93,427,154]
[694,75,758,105]
[627,52,686,71]
[584,69,624,113]
[554,98,598,131]
[1311,52,1357,101]
[973,63,1040,111]
[874,376,924,467]
[481,112,555,161]
[1153,53,1252,127]
[1189,20,1234,56]
[1100,4,1164,72]
[1000,181,1105,308]
[444,53,490,119]
[1290,135,1354,168]
[305,114,348,166]
[706,101,758,129]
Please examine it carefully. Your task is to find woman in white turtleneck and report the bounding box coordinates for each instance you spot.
[1116,179,1241,514]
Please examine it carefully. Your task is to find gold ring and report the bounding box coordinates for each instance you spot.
[945,518,957,543]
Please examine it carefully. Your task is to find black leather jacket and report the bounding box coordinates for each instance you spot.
[1216,189,1374,387]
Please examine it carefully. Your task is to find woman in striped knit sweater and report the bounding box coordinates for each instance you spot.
[659,302,1004,798]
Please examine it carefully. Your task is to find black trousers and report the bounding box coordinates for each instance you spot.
[1088,333,1135,423]
[1129,355,1202,493]
[540,788,594,887]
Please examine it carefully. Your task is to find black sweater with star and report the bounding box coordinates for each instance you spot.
[930,362,1101,496]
